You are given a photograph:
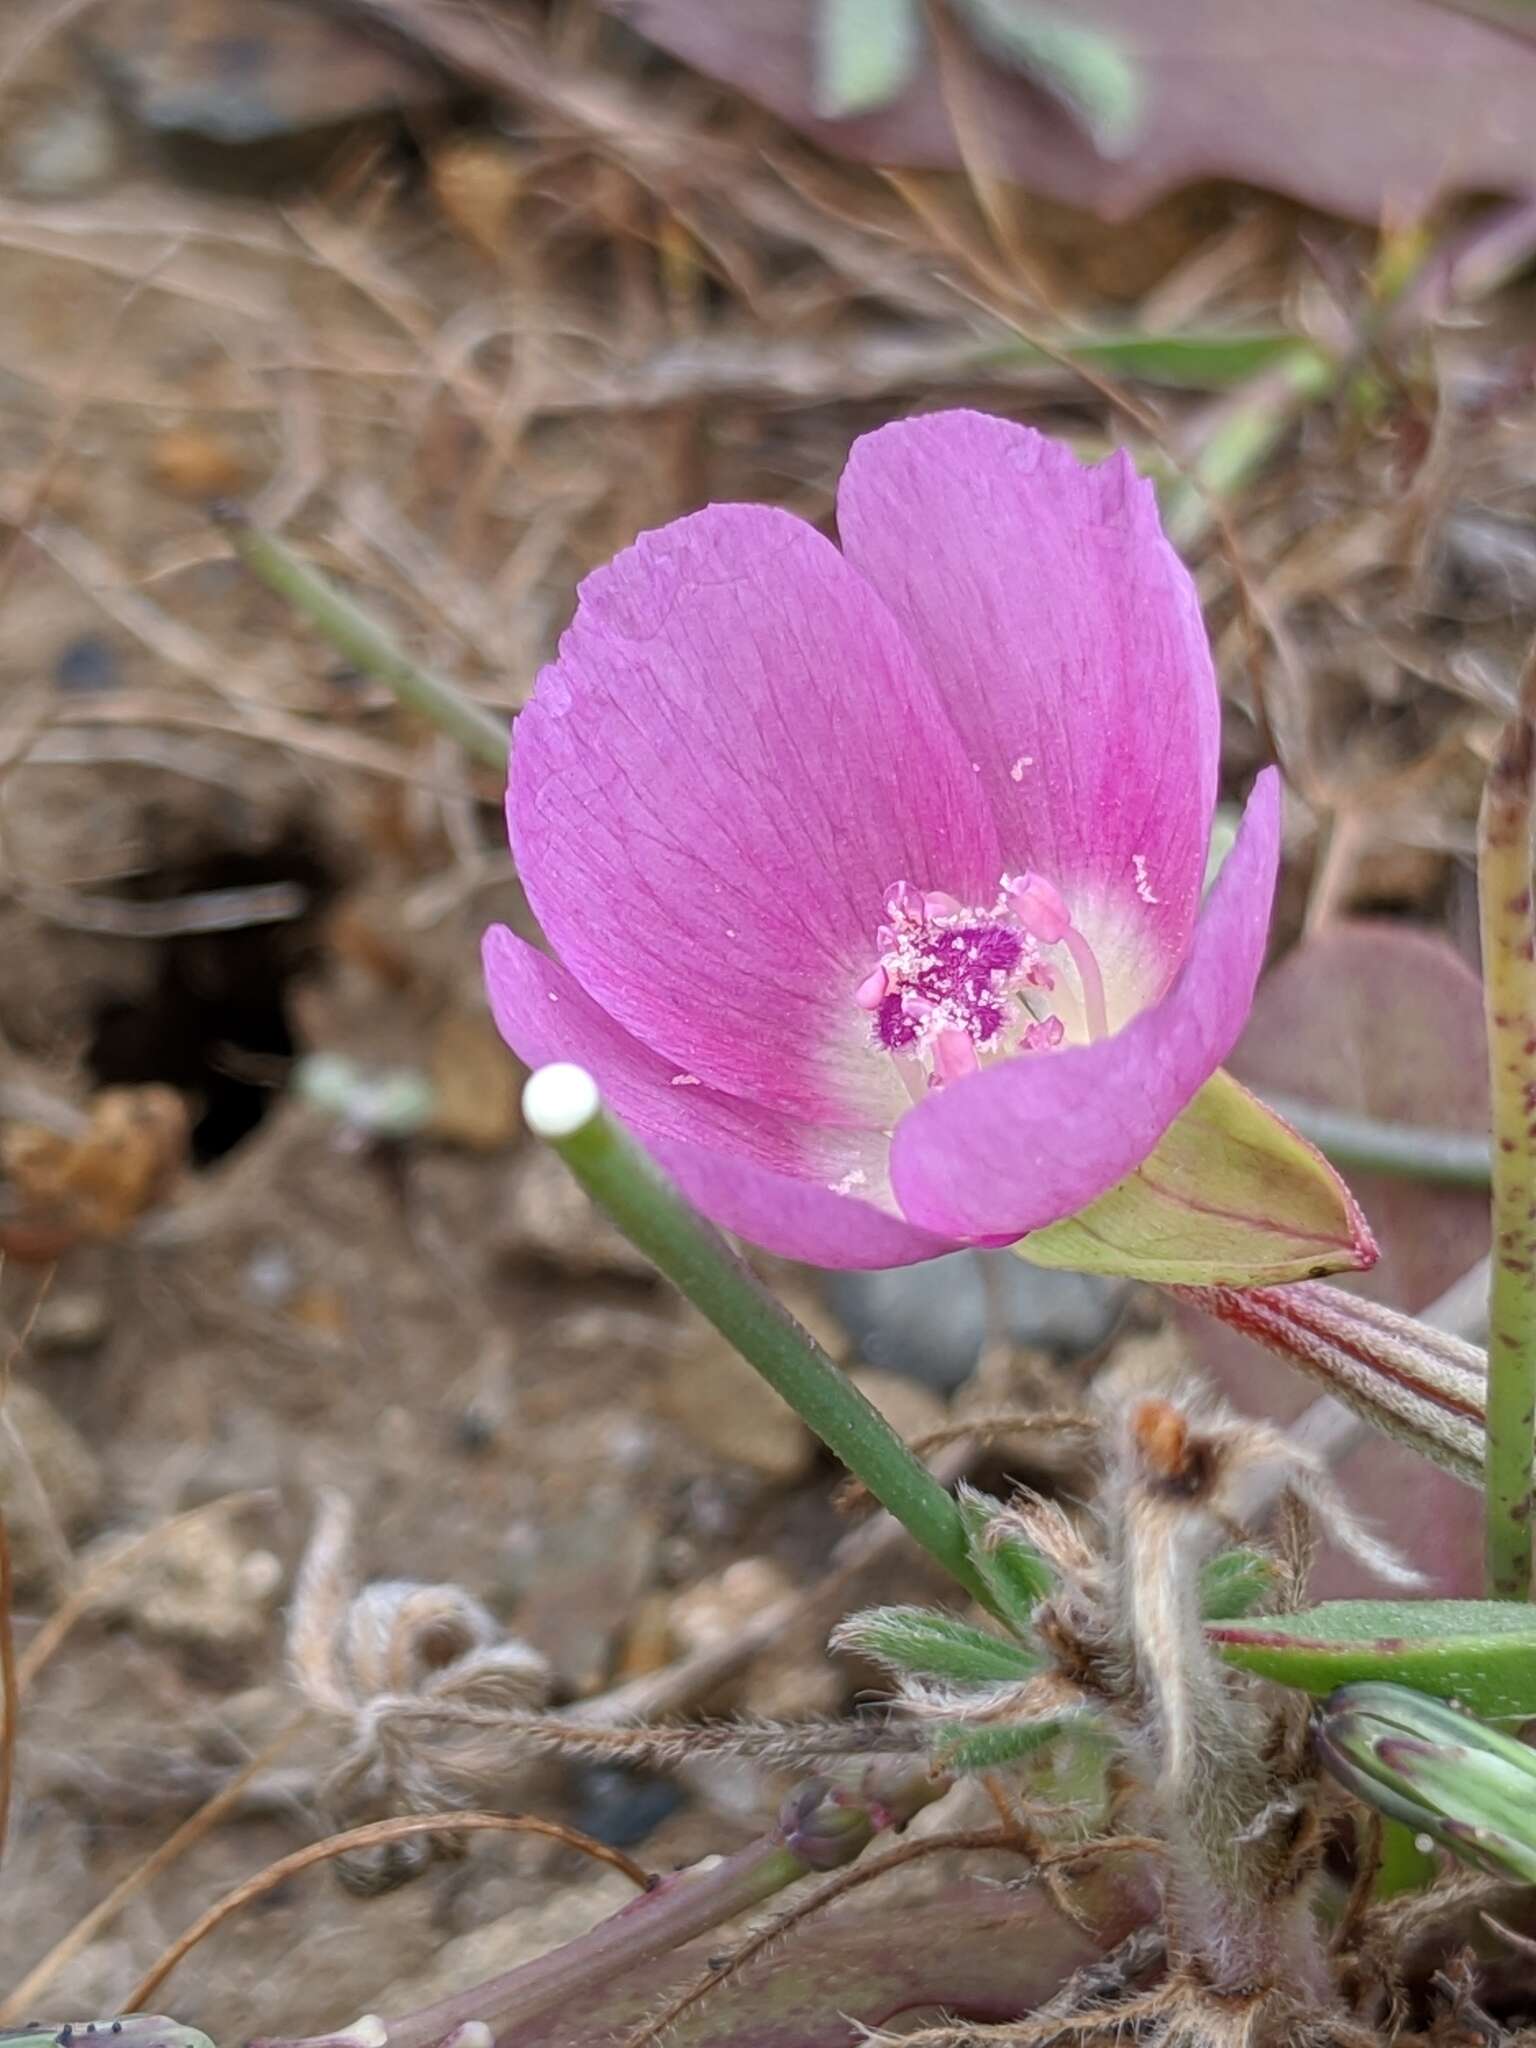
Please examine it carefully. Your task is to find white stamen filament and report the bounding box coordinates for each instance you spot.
[1062,926,1110,1042]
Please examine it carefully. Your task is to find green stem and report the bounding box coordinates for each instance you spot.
[213,508,509,770]
[1256,1094,1491,1189]
[524,1070,997,1614]
[1478,661,1536,1601]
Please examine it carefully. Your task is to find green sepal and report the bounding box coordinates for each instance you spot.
[1018,1069,1376,1286]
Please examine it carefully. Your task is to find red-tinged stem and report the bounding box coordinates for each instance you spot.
[1172,1279,1485,1487]
[250,1770,946,2048]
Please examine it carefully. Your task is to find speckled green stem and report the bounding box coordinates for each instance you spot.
[1478,663,1536,1600]
[542,1099,996,1614]
[214,508,508,770]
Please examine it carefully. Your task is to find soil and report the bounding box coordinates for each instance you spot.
[0,3,1528,2042]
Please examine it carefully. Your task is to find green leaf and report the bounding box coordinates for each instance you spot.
[1067,333,1319,390]
[987,330,1321,392]
[931,1718,1073,1770]
[833,1605,1040,1685]
[955,0,1141,156]
[814,0,922,118]
[957,1487,1055,1629]
[1210,1602,1536,1721]
[1018,1068,1375,1285]
[1200,1547,1280,1622]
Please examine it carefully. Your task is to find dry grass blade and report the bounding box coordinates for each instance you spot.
[123,1811,655,2011]
[0,1505,15,1873]
[0,1256,52,1870]
[6,693,479,793]
[0,1719,308,2024]
[0,0,102,93]
[0,1260,55,1404]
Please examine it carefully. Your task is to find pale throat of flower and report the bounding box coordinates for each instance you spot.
[854,871,1109,1095]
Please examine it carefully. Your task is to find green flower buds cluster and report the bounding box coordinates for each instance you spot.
[1317,1680,1536,1882]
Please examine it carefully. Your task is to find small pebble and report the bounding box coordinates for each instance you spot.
[657,1332,813,1483]
[670,1556,795,1650]
[243,1242,298,1307]
[30,1289,112,1357]
[54,632,120,695]
[9,101,119,197]
[670,1557,842,1719]
[498,1145,655,1279]
[83,1510,279,1652]
[568,1763,685,1848]
[824,1251,1127,1392]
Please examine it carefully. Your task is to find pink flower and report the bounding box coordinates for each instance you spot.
[484,410,1282,1271]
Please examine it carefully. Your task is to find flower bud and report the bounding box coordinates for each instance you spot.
[776,1778,878,1872]
[1317,1681,1536,1882]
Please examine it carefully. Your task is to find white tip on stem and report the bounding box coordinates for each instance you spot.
[522,1062,602,1140]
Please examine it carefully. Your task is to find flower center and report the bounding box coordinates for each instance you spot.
[854,873,1108,1091]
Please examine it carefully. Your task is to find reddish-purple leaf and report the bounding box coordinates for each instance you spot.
[607,0,1536,225]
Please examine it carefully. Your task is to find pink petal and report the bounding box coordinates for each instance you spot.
[486,924,848,1175]
[511,504,1000,1128]
[650,1136,958,1270]
[838,411,1219,1006]
[888,770,1282,1243]
[484,925,954,1269]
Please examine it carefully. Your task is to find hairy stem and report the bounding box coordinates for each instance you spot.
[1478,654,1536,1600]
[213,508,509,770]
[521,1074,997,1613]
[1172,1279,1486,1487]
[252,1770,944,2048]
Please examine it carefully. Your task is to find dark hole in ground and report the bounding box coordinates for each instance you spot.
[86,824,338,1165]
